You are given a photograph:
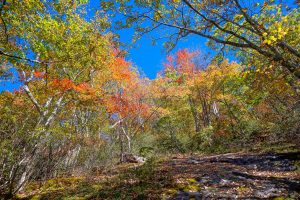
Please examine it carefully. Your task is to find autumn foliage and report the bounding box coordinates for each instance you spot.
[0,0,299,198]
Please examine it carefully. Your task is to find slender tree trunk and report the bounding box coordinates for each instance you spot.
[64,145,81,171]
[188,96,201,133]
[121,126,131,153]
[201,98,210,127]
[119,128,125,163]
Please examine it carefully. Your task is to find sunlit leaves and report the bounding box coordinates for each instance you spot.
[110,57,134,82]
[33,71,44,79]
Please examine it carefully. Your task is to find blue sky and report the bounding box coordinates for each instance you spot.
[0,0,211,92]
[118,29,210,79]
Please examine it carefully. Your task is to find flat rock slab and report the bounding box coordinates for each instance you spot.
[166,152,300,199]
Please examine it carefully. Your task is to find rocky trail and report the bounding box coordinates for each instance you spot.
[165,152,300,199]
[17,152,300,200]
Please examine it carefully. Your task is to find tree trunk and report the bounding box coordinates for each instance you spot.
[122,127,131,153]
[188,96,201,133]
[119,129,125,163]
[201,98,211,127]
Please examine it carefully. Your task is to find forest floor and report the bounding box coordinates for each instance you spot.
[18,151,300,200]
[165,152,300,199]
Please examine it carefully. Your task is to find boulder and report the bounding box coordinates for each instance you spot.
[123,153,146,163]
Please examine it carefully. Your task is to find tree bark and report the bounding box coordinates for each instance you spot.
[188,96,201,133]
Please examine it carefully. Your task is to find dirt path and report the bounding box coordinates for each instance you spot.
[164,152,300,199]
[17,152,300,199]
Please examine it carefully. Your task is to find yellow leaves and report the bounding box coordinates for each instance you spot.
[154,11,161,21]
[242,70,250,78]
[234,14,243,21]
[171,0,181,3]
[276,26,288,40]
[249,64,278,82]
[211,9,218,13]
[175,178,201,193]
[263,32,268,37]
[262,33,277,45]
[164,188,177,196]
[282,16,288,22]
[241,8,248,13]
[187,178,198,184]
[262,20,289,45]
[156,107,171,115]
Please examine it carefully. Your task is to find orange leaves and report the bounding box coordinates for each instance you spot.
[93,48,152,119]
[51,79,75,91]
[110,57,134,81]
[105,91,150,118]
[103,48,139,87]
[105,94,128,116]
[33,71,44,78]
[73,83,94,94]
[12,97,25,107]
[50,79,94,95]
[104,80,152,119]
[113,57,129,67]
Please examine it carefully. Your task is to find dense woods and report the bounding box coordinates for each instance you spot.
[0,0,299,199]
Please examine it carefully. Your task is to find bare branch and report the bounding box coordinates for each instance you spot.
[142,14,251,48]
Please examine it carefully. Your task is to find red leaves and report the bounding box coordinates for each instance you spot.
[163,49,199,77]
[175,49,198,74]
[175,76,184,84]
